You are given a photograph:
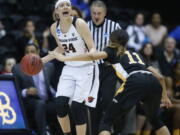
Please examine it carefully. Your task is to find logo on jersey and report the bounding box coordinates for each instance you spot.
[88,96,94,103]
[104,33,109,38]
[59,37,78,43]
[56,28,61,36]
[72,33,75,37]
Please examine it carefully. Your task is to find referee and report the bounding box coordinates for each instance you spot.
[87,1,121,134]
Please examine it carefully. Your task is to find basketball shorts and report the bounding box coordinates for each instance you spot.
[99,72,164,132]
[56,64,99,108]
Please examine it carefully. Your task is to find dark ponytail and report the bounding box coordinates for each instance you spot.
[110,29,129,56]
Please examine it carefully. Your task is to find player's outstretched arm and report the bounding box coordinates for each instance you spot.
[41,46,63,64]
[48,51,108,62]
[147,66,172,108]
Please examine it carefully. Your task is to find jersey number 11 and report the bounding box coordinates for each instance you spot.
[125,51,145,65]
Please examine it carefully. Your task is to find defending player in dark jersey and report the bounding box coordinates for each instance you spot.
[49,29,172,135]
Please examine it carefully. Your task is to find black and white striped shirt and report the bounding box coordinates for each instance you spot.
[88,18,121,64]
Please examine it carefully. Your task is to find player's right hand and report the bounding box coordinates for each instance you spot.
[26,87,38,96]
[161,96,172,108]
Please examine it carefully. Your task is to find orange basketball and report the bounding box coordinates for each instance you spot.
[20,54,43,76]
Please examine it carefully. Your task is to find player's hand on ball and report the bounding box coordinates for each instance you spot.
[26,87,38,96]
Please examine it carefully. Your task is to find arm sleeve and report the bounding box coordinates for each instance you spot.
[103,47,116,63]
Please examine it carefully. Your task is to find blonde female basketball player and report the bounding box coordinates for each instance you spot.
[41,0,99,135]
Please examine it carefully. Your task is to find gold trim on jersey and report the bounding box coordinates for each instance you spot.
[115,81,126,96]
[112,64,128,96]
[112,64,128,82]
[115,70,126,82]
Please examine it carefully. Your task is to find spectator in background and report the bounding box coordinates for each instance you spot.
[72,0,90,20]
[71,6,83,18]
[145,13,167,47]
[126,12,149,51]
[17,19,55,60]
[0,20,6,39]
[0,56,16,75]
[159,60,180,135]
[12,44,61,135]
[140,42,161,72]
[16,19,41,60]
[0,20,17,60]
[171,61,180,135]
[156,36,180,133]
[173,60,180,99]
[169,26,180,43]
[41,27,57,56]
[169,25,180,47]
[157,37,180,79]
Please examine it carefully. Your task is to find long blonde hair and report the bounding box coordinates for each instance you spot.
[52,9,59,22]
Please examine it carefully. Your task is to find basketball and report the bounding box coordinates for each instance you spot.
[20,54,43,76]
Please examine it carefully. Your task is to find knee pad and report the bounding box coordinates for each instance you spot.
[55,96,70,117]
[71,101,86,125]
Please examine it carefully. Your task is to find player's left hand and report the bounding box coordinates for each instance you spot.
[48,51,55,55]
[161,96,172,108]
[48,51,56,58]
[48,51,65,62]
[48,51,59,57]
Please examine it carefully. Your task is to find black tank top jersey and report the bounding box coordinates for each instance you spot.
[104,47,148,74]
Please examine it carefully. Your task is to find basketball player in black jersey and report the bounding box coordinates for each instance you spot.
[49,29,172,135]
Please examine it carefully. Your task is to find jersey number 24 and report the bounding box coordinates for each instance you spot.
[62,43,76,53]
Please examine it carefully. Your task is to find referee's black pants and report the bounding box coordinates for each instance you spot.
[90,64,117,135]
